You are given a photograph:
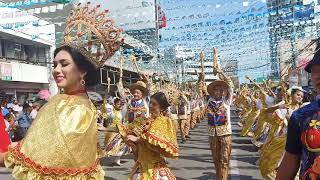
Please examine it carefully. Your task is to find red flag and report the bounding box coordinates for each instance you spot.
[158,5,167,29]
[0,111,11,153]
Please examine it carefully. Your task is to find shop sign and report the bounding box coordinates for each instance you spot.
[0,63,12,81]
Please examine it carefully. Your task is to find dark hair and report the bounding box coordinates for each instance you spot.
[291,88,303,96]
[1,99,7,107]
[114,98,121,104]
[54,46,100,87]
[151,92,170,110]
[23,103,31,110]
[4,113,13,120]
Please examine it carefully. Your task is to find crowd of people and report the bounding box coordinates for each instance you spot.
[234,44,320,180]
[0,98,46,143]
[1,2,320,180]
[0,3,235,179]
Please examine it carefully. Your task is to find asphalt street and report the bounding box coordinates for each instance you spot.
[0,114,263,180]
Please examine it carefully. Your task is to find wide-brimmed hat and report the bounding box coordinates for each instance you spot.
[129,81,149,96]
[287,86,305,95]
[207,80,230,97]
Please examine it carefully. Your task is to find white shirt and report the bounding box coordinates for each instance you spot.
[30,109,38,120]
[105,103,113,116]
[207,97,232,136]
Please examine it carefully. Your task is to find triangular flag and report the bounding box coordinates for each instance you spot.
[42,6,49,13]
[56,4,64,10]
[49,5,56,12]
[34,8,41,14]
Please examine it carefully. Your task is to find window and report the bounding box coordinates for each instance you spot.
[24,45,36,62]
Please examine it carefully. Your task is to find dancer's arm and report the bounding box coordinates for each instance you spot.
[277,110,302,180]
[0,153,4,167]
[276,152,300,180]
[266,101,286,113]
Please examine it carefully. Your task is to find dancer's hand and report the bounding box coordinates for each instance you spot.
[127,135,139,142]
[10,142,18,148]
[126,135,139,151]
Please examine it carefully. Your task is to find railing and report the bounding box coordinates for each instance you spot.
[0,57,51,67]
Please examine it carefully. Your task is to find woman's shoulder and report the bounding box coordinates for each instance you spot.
[49,94,94,111]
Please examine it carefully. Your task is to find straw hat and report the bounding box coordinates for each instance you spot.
[129,81,149,96]
[207,80,230,97]
[287,86,305,95]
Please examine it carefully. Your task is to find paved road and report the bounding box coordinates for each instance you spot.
[0,115,263,180]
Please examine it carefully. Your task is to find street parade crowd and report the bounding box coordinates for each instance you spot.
[1,2,320,180]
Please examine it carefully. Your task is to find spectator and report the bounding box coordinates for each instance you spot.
[30,102,40,121]
[16,103,32,138]
[12,100,20,111]
[1,100,9,117]
[4,113,15,142]
[0,111,10,153]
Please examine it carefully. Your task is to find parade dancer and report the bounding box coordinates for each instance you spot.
[240,90,262,137]
[178,92,191,143]
[118,84,180,180]
[277,47,320,180]
[259,85,287,154]
[190,94,199,129]
[104,98,130,166]
[126,80,150,123]
[0,3,122,179]
[169,105,179,132]
[199,96,206,121]
[259,86,304,179]
[206,67,234,180]
[238,88,252,128]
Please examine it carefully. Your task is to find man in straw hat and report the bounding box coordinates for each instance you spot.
[178,91,192,143]
[206,67,234,180]
[125,75,150,124]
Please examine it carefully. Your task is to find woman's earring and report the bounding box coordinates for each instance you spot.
[80,78,86,86]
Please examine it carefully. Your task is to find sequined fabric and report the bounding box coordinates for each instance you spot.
[128,116,179,180]
[240,99,260,137]
[105,109,130,157]
[4,94,104,180]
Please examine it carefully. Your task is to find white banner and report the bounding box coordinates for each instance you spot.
[10,62,49,83]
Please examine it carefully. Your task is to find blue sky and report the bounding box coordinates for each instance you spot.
[159,0,271,83]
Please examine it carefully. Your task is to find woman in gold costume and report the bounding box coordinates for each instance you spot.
[119,88,179,180]
[240,91,262,137]
[0,3,122,179]
[259,86,305,180]
[104,98,130,166]
[237,87,252,127]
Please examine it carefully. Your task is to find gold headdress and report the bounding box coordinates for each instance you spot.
[64,2,123,68]
[162,83,180,106]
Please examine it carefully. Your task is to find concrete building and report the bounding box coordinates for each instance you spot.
[0,4,56,102]
[266,0,319,80]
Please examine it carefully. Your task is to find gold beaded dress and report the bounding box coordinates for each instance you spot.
[4,94,104,180]
[119,115,179,180]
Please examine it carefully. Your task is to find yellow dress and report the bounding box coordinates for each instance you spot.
[259,104,300,179]
[239,97,252,124]
[240,97,260,137]
[119,115,179,180]
[105,109,130,156]
[5,94,104,180]
[259,109,287,179]
[253,93,272,141]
